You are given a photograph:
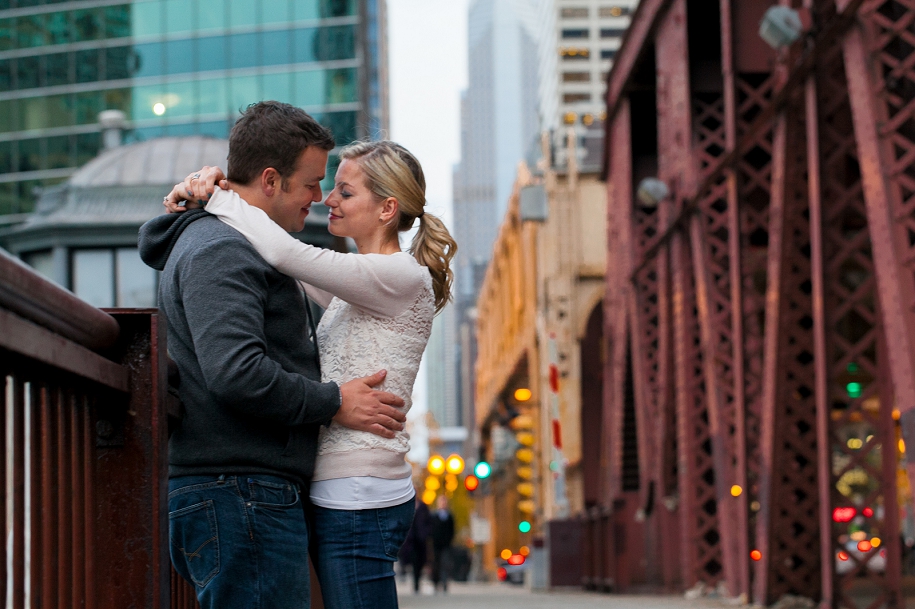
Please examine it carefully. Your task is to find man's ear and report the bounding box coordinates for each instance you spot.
[380,197,399,223]
[260,168,281,196]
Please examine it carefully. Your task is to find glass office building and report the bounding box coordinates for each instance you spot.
[0,0,389,216]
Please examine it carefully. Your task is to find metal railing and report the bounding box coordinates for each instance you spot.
[0,247,196,608]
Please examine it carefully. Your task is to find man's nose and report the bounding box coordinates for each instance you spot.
[313,187,323,203]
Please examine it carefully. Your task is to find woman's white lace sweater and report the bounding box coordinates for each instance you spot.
[205,188,432,482]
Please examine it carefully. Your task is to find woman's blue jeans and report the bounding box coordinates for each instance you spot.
[168,474,310,609]
[312,499,416,609]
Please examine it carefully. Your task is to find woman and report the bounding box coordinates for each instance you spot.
[166,140,456,609]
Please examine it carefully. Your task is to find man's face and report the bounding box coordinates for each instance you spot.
[266,146,328,232]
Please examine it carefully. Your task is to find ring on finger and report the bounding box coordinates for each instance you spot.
[191,173,200,180]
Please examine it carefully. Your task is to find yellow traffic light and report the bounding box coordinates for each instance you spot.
[516,432,534,447]
[445,473,459,492]
[428,455,446,475]
[445,454,465,475]
[517,466,533,480]
[425,476,441,491]
[516,448,534,463]
[518,499,535,514]
[509,415,534,431]
[517,482,534,497]
[514,388,532,402]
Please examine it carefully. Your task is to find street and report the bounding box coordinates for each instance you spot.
[396,582,729,609]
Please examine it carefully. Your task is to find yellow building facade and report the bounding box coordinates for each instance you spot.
[474,136,608,576]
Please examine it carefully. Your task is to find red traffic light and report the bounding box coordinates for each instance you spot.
[508,554,525,566]
[464,474,479,491]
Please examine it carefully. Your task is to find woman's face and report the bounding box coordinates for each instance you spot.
[324,159,389,240]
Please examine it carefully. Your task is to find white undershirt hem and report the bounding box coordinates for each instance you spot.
[309,475,415,510]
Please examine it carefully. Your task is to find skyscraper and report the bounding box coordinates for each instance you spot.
[429,0,540,446]
[452,0,539,306]
[0,0,388,217]
[539,0,639,132]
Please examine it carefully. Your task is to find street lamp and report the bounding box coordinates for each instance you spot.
[636,178,669,208]
[759,6,803,49]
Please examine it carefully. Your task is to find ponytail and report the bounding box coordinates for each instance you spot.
[411,213,457,314]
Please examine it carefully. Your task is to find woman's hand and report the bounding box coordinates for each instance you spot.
[162,166,228,213]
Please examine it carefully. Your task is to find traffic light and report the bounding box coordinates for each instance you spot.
[464,474,479,492]
[427,455,445,475]
[474,461,492,479]
[445,454,465,475]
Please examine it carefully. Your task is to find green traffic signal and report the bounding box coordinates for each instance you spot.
[519,520,531,533]
[474,461,492,479]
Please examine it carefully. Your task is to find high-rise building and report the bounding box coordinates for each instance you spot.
[0,0,388,217]
[540,0,639,131]
[431,0,540,457]
[452,0,539,306]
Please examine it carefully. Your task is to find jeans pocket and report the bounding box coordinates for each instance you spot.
[169,500,220,587]
[246,477,299,510]
[377,500,416,560]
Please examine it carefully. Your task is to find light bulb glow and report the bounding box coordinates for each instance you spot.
[153,102,166,116]
[445,454,465,475]
[514,388,532,402]
[427,455,446,475]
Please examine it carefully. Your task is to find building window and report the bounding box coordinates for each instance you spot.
[601,49,618,60]
[563,93,592,103]
[561,7,589,18]
[560,47,590,60]
[561,28,589,39]
[601,28,627,38]
[563,71,591,82]
[599,6,631,17]
[71,247,157,308]
[21,250,54,280]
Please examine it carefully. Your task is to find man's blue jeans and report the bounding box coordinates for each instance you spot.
[312,499,415,609]
[168,474,310,609]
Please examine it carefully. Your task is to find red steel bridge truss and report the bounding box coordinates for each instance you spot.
[600,0,915,606]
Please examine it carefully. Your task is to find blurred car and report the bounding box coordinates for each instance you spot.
[496,560,528,585]
[835,540,886,575]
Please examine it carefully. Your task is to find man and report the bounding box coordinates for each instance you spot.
[430,495,456,594]
[138,101,406,609]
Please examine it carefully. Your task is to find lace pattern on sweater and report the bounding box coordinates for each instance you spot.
[316,271,433,458]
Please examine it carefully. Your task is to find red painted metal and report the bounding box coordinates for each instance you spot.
[0,248,119,351]
[601,0,915,602]
[604,98,634,507]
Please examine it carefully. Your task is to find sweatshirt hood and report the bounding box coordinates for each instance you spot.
[138,209,211,271]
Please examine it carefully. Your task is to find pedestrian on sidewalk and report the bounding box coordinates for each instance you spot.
[430,495,456,594]
[400,494,432,593]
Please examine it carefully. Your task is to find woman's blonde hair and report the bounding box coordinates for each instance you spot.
[339,140,457,313]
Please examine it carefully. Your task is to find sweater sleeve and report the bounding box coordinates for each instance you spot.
[179,235,341,425]
[205,188,426,318]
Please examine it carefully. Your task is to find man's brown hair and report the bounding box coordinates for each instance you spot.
[227,101,336,185]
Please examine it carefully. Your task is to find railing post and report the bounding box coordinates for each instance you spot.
[93,309,170,609]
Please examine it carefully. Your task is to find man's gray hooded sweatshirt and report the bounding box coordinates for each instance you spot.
[138,210,341,487]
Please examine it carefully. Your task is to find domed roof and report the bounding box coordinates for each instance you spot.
[70,136,229,188]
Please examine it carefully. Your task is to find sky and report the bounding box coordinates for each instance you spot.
[387,0,471,460]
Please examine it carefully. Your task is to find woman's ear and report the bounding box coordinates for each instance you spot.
[379,197,399,223]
